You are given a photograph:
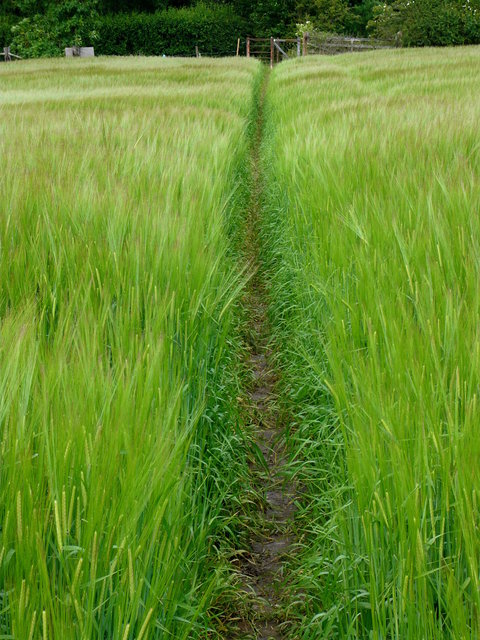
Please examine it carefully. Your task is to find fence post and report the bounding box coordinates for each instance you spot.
[246,37,250,58]
[236,38,240,56]
[270,37,274,68]
[302,32,308,56]
[297,37,301,57]
[3,46,11,62]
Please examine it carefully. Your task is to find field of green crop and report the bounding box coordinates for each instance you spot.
[2,46,480,640]
[0,57,259,639]
[262,47,480,638]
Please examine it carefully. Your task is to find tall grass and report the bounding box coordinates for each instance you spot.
[0,56,258,638]
[262,47,480,638]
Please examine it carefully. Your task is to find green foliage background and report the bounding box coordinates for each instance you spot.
[96,5,246,56]
[1,1,480,78]
[369,0,480,45]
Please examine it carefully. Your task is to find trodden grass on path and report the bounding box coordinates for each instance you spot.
[231,67,299,640]
[0,56,259,639]
[261,46,480,639]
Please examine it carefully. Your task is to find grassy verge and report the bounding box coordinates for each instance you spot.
[0,56,259,639]
[261,47,480,638]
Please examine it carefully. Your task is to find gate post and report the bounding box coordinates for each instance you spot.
[246,37,250,58]
[302,32,308,56]
[270,37,274,68]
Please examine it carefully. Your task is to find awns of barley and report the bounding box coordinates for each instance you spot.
[262,46,480,639]
[0,56,258,639]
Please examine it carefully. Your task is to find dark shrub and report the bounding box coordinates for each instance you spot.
[0,15,17,47]
[96,4,247,57]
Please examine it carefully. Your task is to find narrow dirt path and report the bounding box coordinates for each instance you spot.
[234,69,297,640]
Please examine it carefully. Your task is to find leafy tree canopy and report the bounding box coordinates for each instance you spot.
[2,0,480,51]
[369,0,480,45]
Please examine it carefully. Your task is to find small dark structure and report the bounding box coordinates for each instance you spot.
[65,47,95,57]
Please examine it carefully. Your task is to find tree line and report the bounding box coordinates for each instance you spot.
[1,0,480,57]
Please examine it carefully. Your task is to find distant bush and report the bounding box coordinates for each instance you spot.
[11,0,99,58]
[369,0,480,46]
[295,0,377,36]
[247,0,295,38]
[313,0,350,33]
[0,15,17,46]
[96,4,247,57]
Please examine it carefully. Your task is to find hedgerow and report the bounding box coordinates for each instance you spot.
[96,5,247,57]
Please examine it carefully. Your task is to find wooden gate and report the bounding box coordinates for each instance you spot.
[246,36,307,67]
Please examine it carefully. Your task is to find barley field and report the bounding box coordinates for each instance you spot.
[0,57,257,639]
[1,46,480,640]
[262,47,480,638]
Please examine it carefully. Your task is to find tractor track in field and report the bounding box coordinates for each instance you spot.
[232,69,297,640]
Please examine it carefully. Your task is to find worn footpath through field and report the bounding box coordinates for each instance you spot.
[232,68,298,640]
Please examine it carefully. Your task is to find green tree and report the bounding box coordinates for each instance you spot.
[347,0,378,35]
[249,0,296,36]
[97,0,174,14]
[369,0,480,45]
[7,0,49,16]
[11,0,99,57]
[295,0,353,33]
[315,0,350,31]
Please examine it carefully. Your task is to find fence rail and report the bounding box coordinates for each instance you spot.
[2,35,399,66]
[0,46,22,61]
[307,33,401,55]
[245,33,399,65]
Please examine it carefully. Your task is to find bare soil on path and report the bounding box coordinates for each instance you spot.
[233,70,297,640]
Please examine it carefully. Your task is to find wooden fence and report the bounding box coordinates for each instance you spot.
[245,33,399,65]
[305,33,401,55]
[1,36,400,65]
[0,46,21,62]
